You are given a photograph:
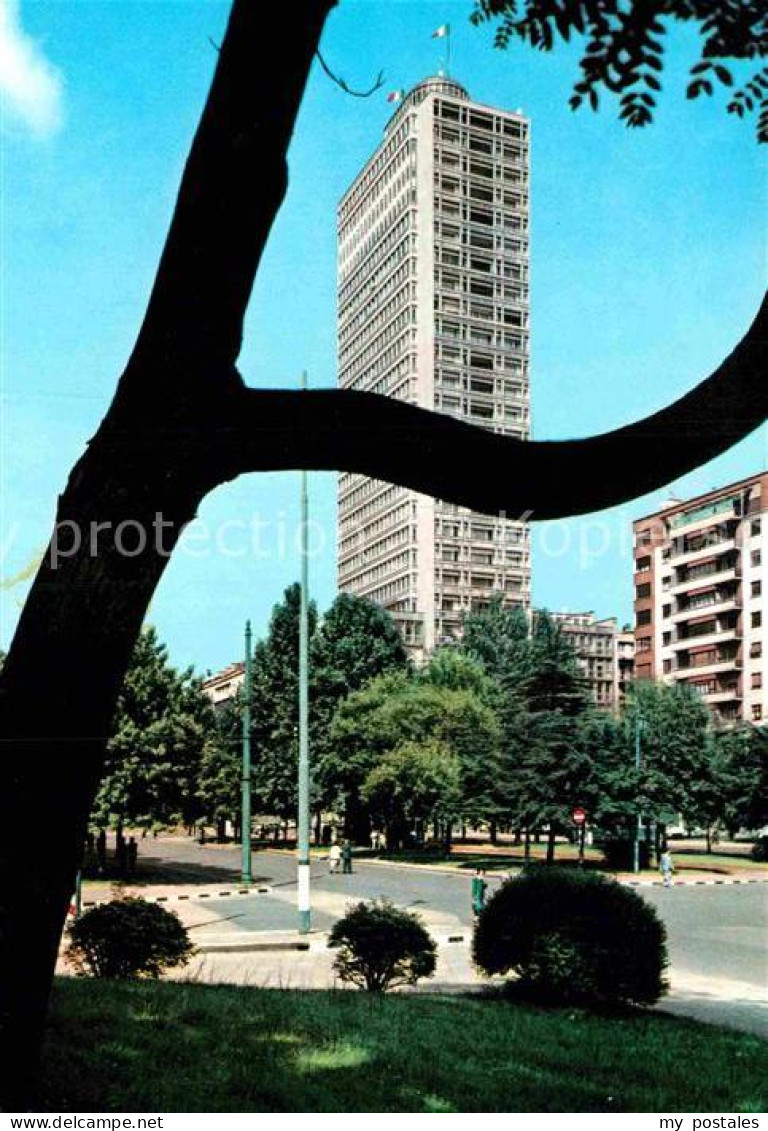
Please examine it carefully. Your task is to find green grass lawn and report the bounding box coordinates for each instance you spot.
[41,979,767,1113]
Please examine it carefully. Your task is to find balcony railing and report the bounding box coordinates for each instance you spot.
[671,593,741,623]
[669,496,739,531]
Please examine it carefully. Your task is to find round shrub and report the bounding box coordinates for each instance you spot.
[66,897,195,979]
[328,899,437,992]
[473,867,668,1006]
[750,836,768,862]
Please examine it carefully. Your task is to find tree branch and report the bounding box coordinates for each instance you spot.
[126,0,337,385]
[194,291,768,519]
[315,48,384,97]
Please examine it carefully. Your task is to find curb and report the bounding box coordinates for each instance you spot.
[195,930,469,955]
[82,885,273,909]
[624,877,768,887]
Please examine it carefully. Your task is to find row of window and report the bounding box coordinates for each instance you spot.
[339,213,415,297]
[339,260,413,346]
[338,121,412,227]
[341,548,413,591]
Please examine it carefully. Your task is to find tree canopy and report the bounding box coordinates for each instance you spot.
[92,627,218,831]
[472,0,768,141]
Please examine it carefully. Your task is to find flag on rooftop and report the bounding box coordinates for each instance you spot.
[387,89,403,103]
[432,23,450,38]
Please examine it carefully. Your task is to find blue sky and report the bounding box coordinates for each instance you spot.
[1,0,765,673]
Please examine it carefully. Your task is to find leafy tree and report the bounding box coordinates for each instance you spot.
[246,585,318,822]
[91,627,217,833]
[715,724,768,834]
[310,594,409,813]
[362,739,461,848]
[329,671,501,843]
[460,596,530,687]
[498,612,593,861]
[196,700,241,837]
[620,679,713,842]
[472,0,768,141]
[422,645,494,698]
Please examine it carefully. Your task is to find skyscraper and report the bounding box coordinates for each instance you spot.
[337,76,531,660]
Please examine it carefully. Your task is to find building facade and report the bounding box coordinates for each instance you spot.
[202,662,245,712]
[337,77,531,660]
[633,473,768,725]
[550,611,633,712]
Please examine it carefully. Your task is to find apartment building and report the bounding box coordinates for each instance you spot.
[337,76,531,660]
[616,627,636,707]
[550,611,633,712]
[633,473,768,725]
[201,662,245,712]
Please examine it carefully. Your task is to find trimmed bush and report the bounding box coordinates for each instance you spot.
[66,897,195,979]
[328,899,437,992]
[750,836,768,862]
[473,867,667,1006]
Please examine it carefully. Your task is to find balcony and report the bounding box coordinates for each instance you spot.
[670,622,741,651]
[668,564,739,596]
[668,496,740,534]
[701,686,743,704]
[673,655,741,678]
[671,593,741,624]
[669,535,737,566]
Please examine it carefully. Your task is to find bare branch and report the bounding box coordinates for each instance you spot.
[315,48,385,97]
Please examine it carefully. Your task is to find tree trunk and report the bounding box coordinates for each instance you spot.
[0,2,333,1107]
[489,820,498,846]
[546,826,557,865]
[524,829,531,862]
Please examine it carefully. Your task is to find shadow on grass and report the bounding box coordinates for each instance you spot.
[40,977,768,1114]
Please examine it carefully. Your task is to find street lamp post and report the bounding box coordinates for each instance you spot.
[241,619,253,886]
[297,372,311,934]
[633,711,643,875]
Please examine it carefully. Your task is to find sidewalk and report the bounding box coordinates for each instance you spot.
[173,930,768,1041]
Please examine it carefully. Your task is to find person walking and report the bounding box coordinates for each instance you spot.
[471,867,488,916]
[660,848,675,888]
[126,836,138,874]
[328,842,342,875]
[341,839,353,874]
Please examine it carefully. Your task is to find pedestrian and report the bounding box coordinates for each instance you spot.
[471,867,488,916]
[660,848,675,888]
[328,842,342,875]
[341,839,353,874]
[115,832,127,873]
[370,829,379,851]
[126,836,138,874]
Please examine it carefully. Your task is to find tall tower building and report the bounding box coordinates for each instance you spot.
[337,77,531,660]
